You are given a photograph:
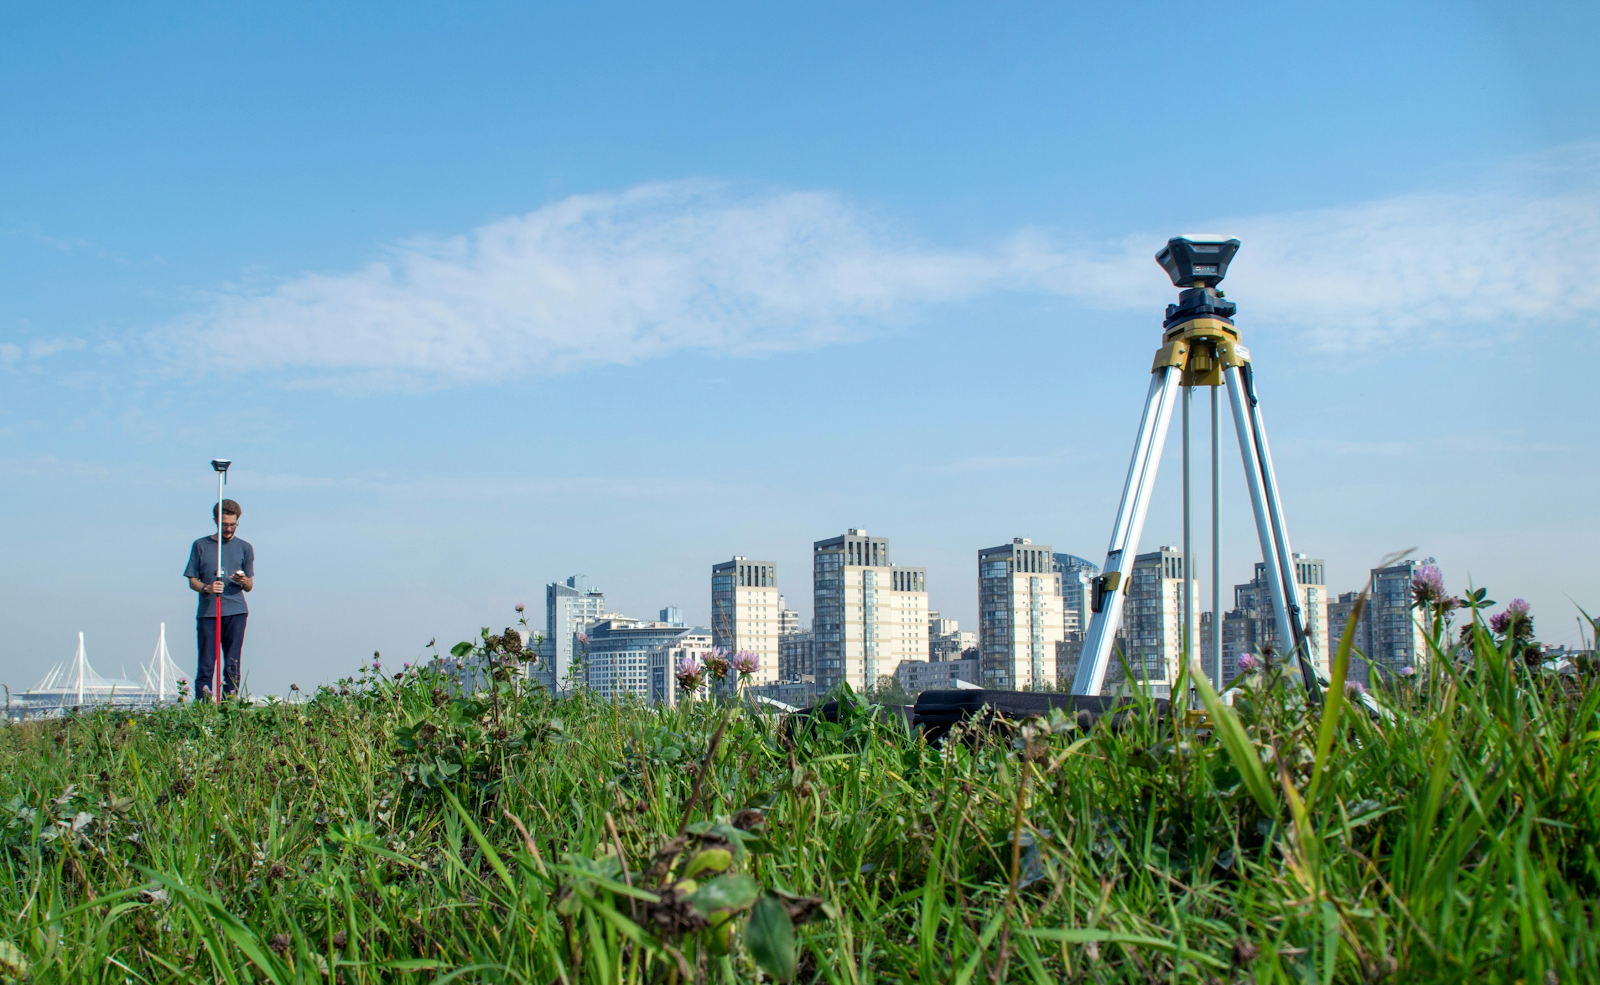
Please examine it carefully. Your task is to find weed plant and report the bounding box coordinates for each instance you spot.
[2,601,1598,984]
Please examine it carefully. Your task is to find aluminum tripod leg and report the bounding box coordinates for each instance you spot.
[1182,386,1194,706]
[1243,364,1322,693]
[1224,363,1321,697]
[1210,387,1222,690]
[1072,365,1184,696]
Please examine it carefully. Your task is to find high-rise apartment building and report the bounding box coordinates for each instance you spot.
[1365,557,1433,679]
[1053,553,1100,637]
[545,575,606,692]
[812,529,929,691]
[978,538,1066,690]
[1120,546,1186,688]
[778,596,801,636]
[1322,559,1436,684]
[711,557,780,685]
[1221,555,1330,679]
[778,630,814,681]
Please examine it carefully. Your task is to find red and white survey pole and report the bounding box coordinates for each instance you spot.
[210,458,231,703]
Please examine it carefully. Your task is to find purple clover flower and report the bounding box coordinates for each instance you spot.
[1345,680,1368,696]
[704,646,731,681]
[1397,666,1416,678]
[575,632,589,645]
[1489,611,1512,635]
[731,651,761,676]
[675,653,706,694]
[1237,654,1261,673]
[1508,598,1530,617]
[1411,565,1445,605]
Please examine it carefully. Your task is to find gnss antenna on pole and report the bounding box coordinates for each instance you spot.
[210,459,231,703]
[1070,237,1324,702]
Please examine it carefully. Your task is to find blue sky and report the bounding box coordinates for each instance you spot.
[4,2,1598,695]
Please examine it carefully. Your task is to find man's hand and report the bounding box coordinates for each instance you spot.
[210,580,225,595]
[229,572,253,591]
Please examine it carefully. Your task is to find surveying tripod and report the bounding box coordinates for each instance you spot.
[1069,237,1322,701]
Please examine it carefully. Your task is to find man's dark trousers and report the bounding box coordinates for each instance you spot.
[196,614,247,696]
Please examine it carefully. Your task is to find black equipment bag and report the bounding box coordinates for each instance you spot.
[912,689,1169,744]
[788,689,1168,746]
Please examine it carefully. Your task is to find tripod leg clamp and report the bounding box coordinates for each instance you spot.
[1151,341,1188,373]
[1090,572,1122,613]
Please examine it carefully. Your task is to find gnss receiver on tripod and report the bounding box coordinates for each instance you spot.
[1070,237,1323,702]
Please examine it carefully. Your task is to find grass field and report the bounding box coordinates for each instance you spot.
[2,599,1598,984]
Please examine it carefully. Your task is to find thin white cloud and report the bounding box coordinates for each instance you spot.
[165,181,1002,385]
[1214,150,1600,351]
[1,336,88,372]
[164,145,1600,383]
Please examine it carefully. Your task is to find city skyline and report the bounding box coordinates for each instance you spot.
[522,533,1448,697]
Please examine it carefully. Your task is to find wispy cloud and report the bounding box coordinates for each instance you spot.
[1,337,88,373]
[162,145,1600,385]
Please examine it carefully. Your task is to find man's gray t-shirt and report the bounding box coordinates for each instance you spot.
[185,536,255,618]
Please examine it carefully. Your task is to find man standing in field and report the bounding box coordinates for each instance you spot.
[184,498,255,699]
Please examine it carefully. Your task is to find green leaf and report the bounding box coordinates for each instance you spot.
[745,895,797,981]
[450,641,474,658]
[1308,591,1364,805]
[439,787,513,892]
[0,941,30,979]
[687,874,761,915]
[1189,656,1277,817]
[683,848,732,880]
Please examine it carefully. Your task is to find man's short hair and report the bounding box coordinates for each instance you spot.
[213,499,243,521]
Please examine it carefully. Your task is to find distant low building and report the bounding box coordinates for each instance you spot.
[1056,633,1086,688]
[930,630,978,662]
[895,657,980,693]
[927,610,977,662]
[749,679,818,709]
[648,631,715,706]
[586,616,701,700]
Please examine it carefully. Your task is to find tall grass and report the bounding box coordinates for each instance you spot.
[2,608,1597,983]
